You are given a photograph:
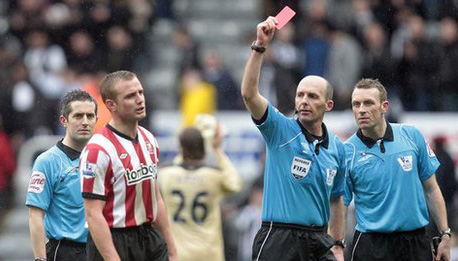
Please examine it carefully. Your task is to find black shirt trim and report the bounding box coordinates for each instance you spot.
[56,140,81,161]
[296,120,329,149]
[356,122,394,148]
[107,124,138,143]
[252,107,268,125]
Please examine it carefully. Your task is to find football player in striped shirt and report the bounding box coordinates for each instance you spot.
[159,126,242,261]
[80,71,177,261]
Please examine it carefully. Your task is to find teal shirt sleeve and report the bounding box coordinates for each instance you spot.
[409,127,440,181]
[343,142,356,206]
[255,103,289,147]
[25,152,57,211]
[331,137,346,197]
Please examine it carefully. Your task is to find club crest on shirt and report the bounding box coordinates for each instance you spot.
[326,168,337,185]
[397,155,413,171]
[291,156,311,180]
[28,171,46,193]
[146,142,155,156]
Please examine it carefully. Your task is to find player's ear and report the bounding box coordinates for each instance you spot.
[59,115,68,128]
[105,99,116,112]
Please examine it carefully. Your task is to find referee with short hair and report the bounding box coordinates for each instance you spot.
[344,78,451,261]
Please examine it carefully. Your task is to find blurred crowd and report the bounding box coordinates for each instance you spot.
[1,0,458,260]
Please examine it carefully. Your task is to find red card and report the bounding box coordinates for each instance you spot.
[275,6,296,30]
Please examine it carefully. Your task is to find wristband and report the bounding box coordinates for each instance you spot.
[251,41,266,53]
[334,239,346,248]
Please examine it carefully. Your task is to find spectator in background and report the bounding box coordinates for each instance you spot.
[270,23,302,114]
[23,28,68,134]
[0,113,16,218]
[437,17,458,111]
[396,15,441,111]
[301,1,330,77]
[173,25,201,76]
[67,31,105,74]
[180,68,216,127]
[105,26,135,72]
[327,22,362,110]
[202,49,243,110]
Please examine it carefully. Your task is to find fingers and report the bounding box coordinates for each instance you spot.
[257,16,278,35]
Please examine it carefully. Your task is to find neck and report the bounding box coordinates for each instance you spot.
[62,136,84,152]
[362,120,387,140]
[109,118,138,139]
[300,119,323,137]
[183,158,203,166]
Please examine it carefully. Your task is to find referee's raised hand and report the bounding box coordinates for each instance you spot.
[255,16,278,47]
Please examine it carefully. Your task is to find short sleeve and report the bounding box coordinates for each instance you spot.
[255,103,290,147]
[411,127,440,181]
[80,144,111,200]
[331,138,346,197]
[343,142,356,206]
[25,153,57,211]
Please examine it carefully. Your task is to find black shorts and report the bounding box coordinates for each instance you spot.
[349,227,433,261]
[252,222,336,261]
[87,223,168,261]
[46,239,86,261]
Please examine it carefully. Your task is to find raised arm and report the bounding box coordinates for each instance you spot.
[241,17,278,120]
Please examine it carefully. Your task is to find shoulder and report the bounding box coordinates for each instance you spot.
[34,146,63,166]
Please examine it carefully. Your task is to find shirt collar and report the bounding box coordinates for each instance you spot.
[356,122,394,148]
[107,124,138,142]
[296,120,329,149]
[56,140,81,161]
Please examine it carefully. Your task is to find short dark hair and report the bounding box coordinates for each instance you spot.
[179,127,205,161]
[99,70,137,102]
[353,78,387,102]
[61,90,97,119]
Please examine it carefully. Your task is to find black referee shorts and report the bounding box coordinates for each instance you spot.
[252,221,336,261]
[349,227,433,261]
[87,223,168,261]
[46,238,86,261]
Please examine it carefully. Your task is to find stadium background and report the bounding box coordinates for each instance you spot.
[1,0,458,260]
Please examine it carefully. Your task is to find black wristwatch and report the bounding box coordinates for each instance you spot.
[251,41,266,53]
[34,258,46,261]
[334,239,346,248]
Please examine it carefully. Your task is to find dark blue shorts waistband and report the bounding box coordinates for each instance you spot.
[262,221,327,232]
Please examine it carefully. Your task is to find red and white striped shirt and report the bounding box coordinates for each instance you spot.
[80,125,159,228]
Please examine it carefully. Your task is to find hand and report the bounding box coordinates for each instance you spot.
[331,245,344,261]
[435,235,451,261]
[255,16,278,47]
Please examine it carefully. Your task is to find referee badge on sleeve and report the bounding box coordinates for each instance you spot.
[28,171,46,193]
[291,156,311,180]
